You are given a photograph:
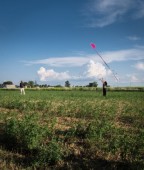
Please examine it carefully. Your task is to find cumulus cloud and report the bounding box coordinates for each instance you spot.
[84,0,144,27]
[85,60,107,78]
[37,67,71,81]
[134,62,144,71]
[125,73,144,84]
[126,74,139,83]
[37,60,111,82]
[131,75,139,82]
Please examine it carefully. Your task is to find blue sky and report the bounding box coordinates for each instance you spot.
[0,0,144,87]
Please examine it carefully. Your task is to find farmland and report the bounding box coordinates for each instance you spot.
[0,89,144,169]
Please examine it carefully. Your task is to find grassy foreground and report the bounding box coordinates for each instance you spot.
[0,89,144,169]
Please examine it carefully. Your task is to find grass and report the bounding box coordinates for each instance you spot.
[0,89,144,169]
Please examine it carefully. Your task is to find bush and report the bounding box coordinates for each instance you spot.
[5,114,49,150]
[3,113,63,166]
[35,139,62,165]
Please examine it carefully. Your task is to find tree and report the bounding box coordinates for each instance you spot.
[23,82,28,86]
[3,81,13,85]
[0,84,3,88]
[65,80,70,87]
[55,84,62,87]
[28,81,35,88]
[87,81,98,87]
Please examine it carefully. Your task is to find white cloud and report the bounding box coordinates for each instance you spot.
[125,73,144,84]
[133,1,144,19]
[37,67,71,81]
[131,75,138,82]
[134,62,144,71]
[127,36,141,41]
[25,57,90,67]
[37,60,113,82]
[84,0,144,27]
[85,60,107,78]
[24,46,144,67]
[101,47,144,63]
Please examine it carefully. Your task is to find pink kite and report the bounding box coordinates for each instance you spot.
[90,43,96,49]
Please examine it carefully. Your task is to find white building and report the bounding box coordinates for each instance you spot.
[5,85,16,89]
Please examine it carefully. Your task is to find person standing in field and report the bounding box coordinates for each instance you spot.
[100,78,107,96]
[20,81,25,95]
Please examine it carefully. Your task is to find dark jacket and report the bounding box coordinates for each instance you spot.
[20,82,24,88]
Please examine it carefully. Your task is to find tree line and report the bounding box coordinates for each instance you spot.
[0,80,98,88]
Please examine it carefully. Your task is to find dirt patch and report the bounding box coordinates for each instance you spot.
[54,116,83,131]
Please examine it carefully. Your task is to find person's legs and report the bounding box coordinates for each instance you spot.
[20,88,25,95]
[103,89,106,96]
[20,88,23,94]
[22,88,25,95]
[23,88,25,95]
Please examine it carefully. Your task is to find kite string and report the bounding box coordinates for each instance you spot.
[95,50,111,70]
[90,43,119,81]
[95,49,119,81]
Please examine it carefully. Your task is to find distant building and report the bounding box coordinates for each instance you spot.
[5,85,16,89]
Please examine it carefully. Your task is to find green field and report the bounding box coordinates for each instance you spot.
[0,89,144,169]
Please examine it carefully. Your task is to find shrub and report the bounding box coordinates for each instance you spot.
[35,139,62,166]
[4,113,50,150]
